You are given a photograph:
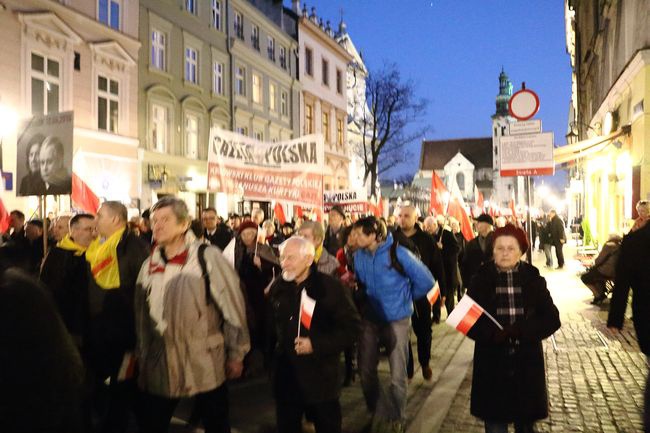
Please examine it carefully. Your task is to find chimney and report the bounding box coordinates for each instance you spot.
[292,0,300,13]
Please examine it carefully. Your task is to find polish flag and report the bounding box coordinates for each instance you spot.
[0,197,10,234]
[426,282,440,305]
[274,202,286,225]
[474,185,484,209]
[446,295,503,337]
[117,352,137,381]
[430,171,447,216]
[72,173,100,214]
[509,198,517,218]
[294,205,303,219]
[299,289,316,331]
[447,179,475,241]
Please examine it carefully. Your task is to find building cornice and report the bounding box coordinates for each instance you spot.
[230,0,297,47]
[299,17,353,62]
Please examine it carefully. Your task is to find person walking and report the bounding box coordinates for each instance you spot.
[269,236,360,433]
[135,197,249,433]
[607,221,650,433]
[548,210,566,269]
[461,214,495,291]
[353,216,434,433]
[466,224,560,433]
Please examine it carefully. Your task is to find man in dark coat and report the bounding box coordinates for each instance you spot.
[430,216,459,313]
[395,205,445,380]
[461,214,494,290]
[87,201,149,433]
[202,207,233,250]
[548,210,566,269]
[269,236,360,433]
[323,205,345,256]
[607,222,650,431]
[466,224,560,433]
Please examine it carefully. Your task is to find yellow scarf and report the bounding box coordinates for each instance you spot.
[314,244,323,263]
[57,234,87,256]
[86,228,125,289]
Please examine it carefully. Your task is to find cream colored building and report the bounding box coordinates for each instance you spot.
[0,0,140,215]
[292,3,352,191]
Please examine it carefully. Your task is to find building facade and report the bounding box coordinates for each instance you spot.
[0,0,140,215]
[564,0,649,243]
[291,3,352,192]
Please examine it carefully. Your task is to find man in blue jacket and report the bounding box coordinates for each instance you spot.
[352,216,435,433]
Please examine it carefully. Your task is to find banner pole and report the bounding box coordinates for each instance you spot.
[41,195,48,258]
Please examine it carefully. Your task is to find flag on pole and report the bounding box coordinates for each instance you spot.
[72,173,100,214]
[447,179,475,241]
[474,185,484,209]
[274,202,286,225]
[426,282,441,305]
[0,197,10,234]
[299,289,316,331]
[429,171,447,216]
[294,205,303,219]
[446,295,503,338]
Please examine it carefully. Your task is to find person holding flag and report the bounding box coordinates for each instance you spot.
[269,236,360,433]
[462,224,560,433]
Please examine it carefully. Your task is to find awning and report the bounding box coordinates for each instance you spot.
[554,128,628,165]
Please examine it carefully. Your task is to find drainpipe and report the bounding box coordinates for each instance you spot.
[226,0,235,132]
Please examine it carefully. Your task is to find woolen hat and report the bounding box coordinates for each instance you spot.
[475,213,494,226]
[330,205,345,218]
[238,220,259,234]
[493,223,529,254]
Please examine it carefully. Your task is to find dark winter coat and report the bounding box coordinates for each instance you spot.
[461,232,494,289]
[86,230,149,377]
[549,215,566,245]
[269,268,360,403]
[433,227,460,289]
[608,222,650,355]
[467,261,560,423]
[323,225,343,257]
[205,223,233,250]
[394,226,446,290]
[538,222,552,246]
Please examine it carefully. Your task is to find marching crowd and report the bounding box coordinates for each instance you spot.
[2,196,648,433]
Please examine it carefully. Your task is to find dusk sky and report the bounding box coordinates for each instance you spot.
[299,0,572,190]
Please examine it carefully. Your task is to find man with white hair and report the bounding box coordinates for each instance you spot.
[269,236,360,433]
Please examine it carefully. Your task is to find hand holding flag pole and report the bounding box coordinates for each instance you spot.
[446,295,503,336]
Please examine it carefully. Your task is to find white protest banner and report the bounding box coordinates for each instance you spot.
[207,128,325,208]
[323,189,368,214]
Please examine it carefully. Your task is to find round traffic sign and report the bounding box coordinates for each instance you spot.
[508,89,540,121]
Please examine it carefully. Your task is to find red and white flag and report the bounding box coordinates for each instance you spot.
[447,179,475,241]
[446,295,502,336]
[117,352,136,381]
[474,185,484,209]
[430,171,448,216]
[426,282,440,305]
[299,289,316,331]
[274,202,286,225]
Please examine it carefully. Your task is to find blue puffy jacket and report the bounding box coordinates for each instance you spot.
[354,233,435,322]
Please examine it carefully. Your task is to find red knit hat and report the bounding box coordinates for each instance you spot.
[238,220,259,234]
[493,223,529,253]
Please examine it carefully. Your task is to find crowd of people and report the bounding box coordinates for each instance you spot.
[4,197,611,433]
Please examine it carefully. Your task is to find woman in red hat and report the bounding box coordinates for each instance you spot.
[466,224,561,433]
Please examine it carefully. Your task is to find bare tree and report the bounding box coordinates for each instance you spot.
[359,63,428,198]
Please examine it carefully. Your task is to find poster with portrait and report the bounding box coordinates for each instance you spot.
[16,111,74,196]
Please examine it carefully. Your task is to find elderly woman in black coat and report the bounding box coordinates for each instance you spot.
[466,224,560,433]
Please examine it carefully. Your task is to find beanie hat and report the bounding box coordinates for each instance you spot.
[493,223,529,254]
[329,205,345,218]
[475,213,494,226]
[238,220,259,234]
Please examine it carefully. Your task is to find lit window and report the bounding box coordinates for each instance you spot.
[98,0,120,30]
[322,112,330,142]
[337,118,344,146]
[211,0,221,30]
[305,104,313,134]
[31,53,60,115]
[252,73,262,104]
[213,62,224,95]
[185,113,199,158]
[236,126,248,136]
[267,37,275,61]
[185,47,198,84]
[269,83,276,112]
[336,69,342,94]
[97,75,119,133]
[151,29,166,70]
[151,104,168,152]
[236,66,246,96]
[281,90,288,116]
[255,131,263,141]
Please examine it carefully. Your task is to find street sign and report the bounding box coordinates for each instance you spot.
[508,88,540,121]
[499,131,554,177]
[508,119,541,135]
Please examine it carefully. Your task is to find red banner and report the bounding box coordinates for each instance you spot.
[208,128,324,208]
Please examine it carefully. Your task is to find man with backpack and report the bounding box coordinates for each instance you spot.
[352,216,435,433]
[394,205,446,380]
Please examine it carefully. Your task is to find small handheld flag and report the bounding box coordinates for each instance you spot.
[426,282,440,305]
[298,289,316,334]
[446,295,503,336]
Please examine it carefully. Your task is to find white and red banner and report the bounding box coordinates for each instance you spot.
[446,295,503,337]
[426,282,441,305]
[430,171,448,216]
[299,289,316,331]
[323,189,368,214]
[208,128,325,208]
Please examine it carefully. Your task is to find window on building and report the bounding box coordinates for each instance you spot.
[252,73,262,104]
[185,113,199,158]
[305,103,313,134]
[151,29,166,70]
[305,47,313,76]
[211,0,221,30]
[269,83,277,112]
[456,172,465,191]
[31,53,60,115]
[98,0,120,30]
[186,0,197,15]
[151,103,168,152]
[254,131,263,141]
[279,46,287,69]
[336,69,342,94]
[97,75,119,133]
[235,66,246,96]
[267,36,275,61]
[236,126,248,136]
[337,117,343,147]
[281,90,288,116]
[212,61,224,95]
[322,112,330,142]
[185,47,198,84]
[234,11,243,40]
[251,24,260,50]
[322,58,329,86]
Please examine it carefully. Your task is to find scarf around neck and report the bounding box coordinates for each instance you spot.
[57,234,87,256]
[86,227,125,289]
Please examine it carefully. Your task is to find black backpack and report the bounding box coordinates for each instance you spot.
[389,231,421,277]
